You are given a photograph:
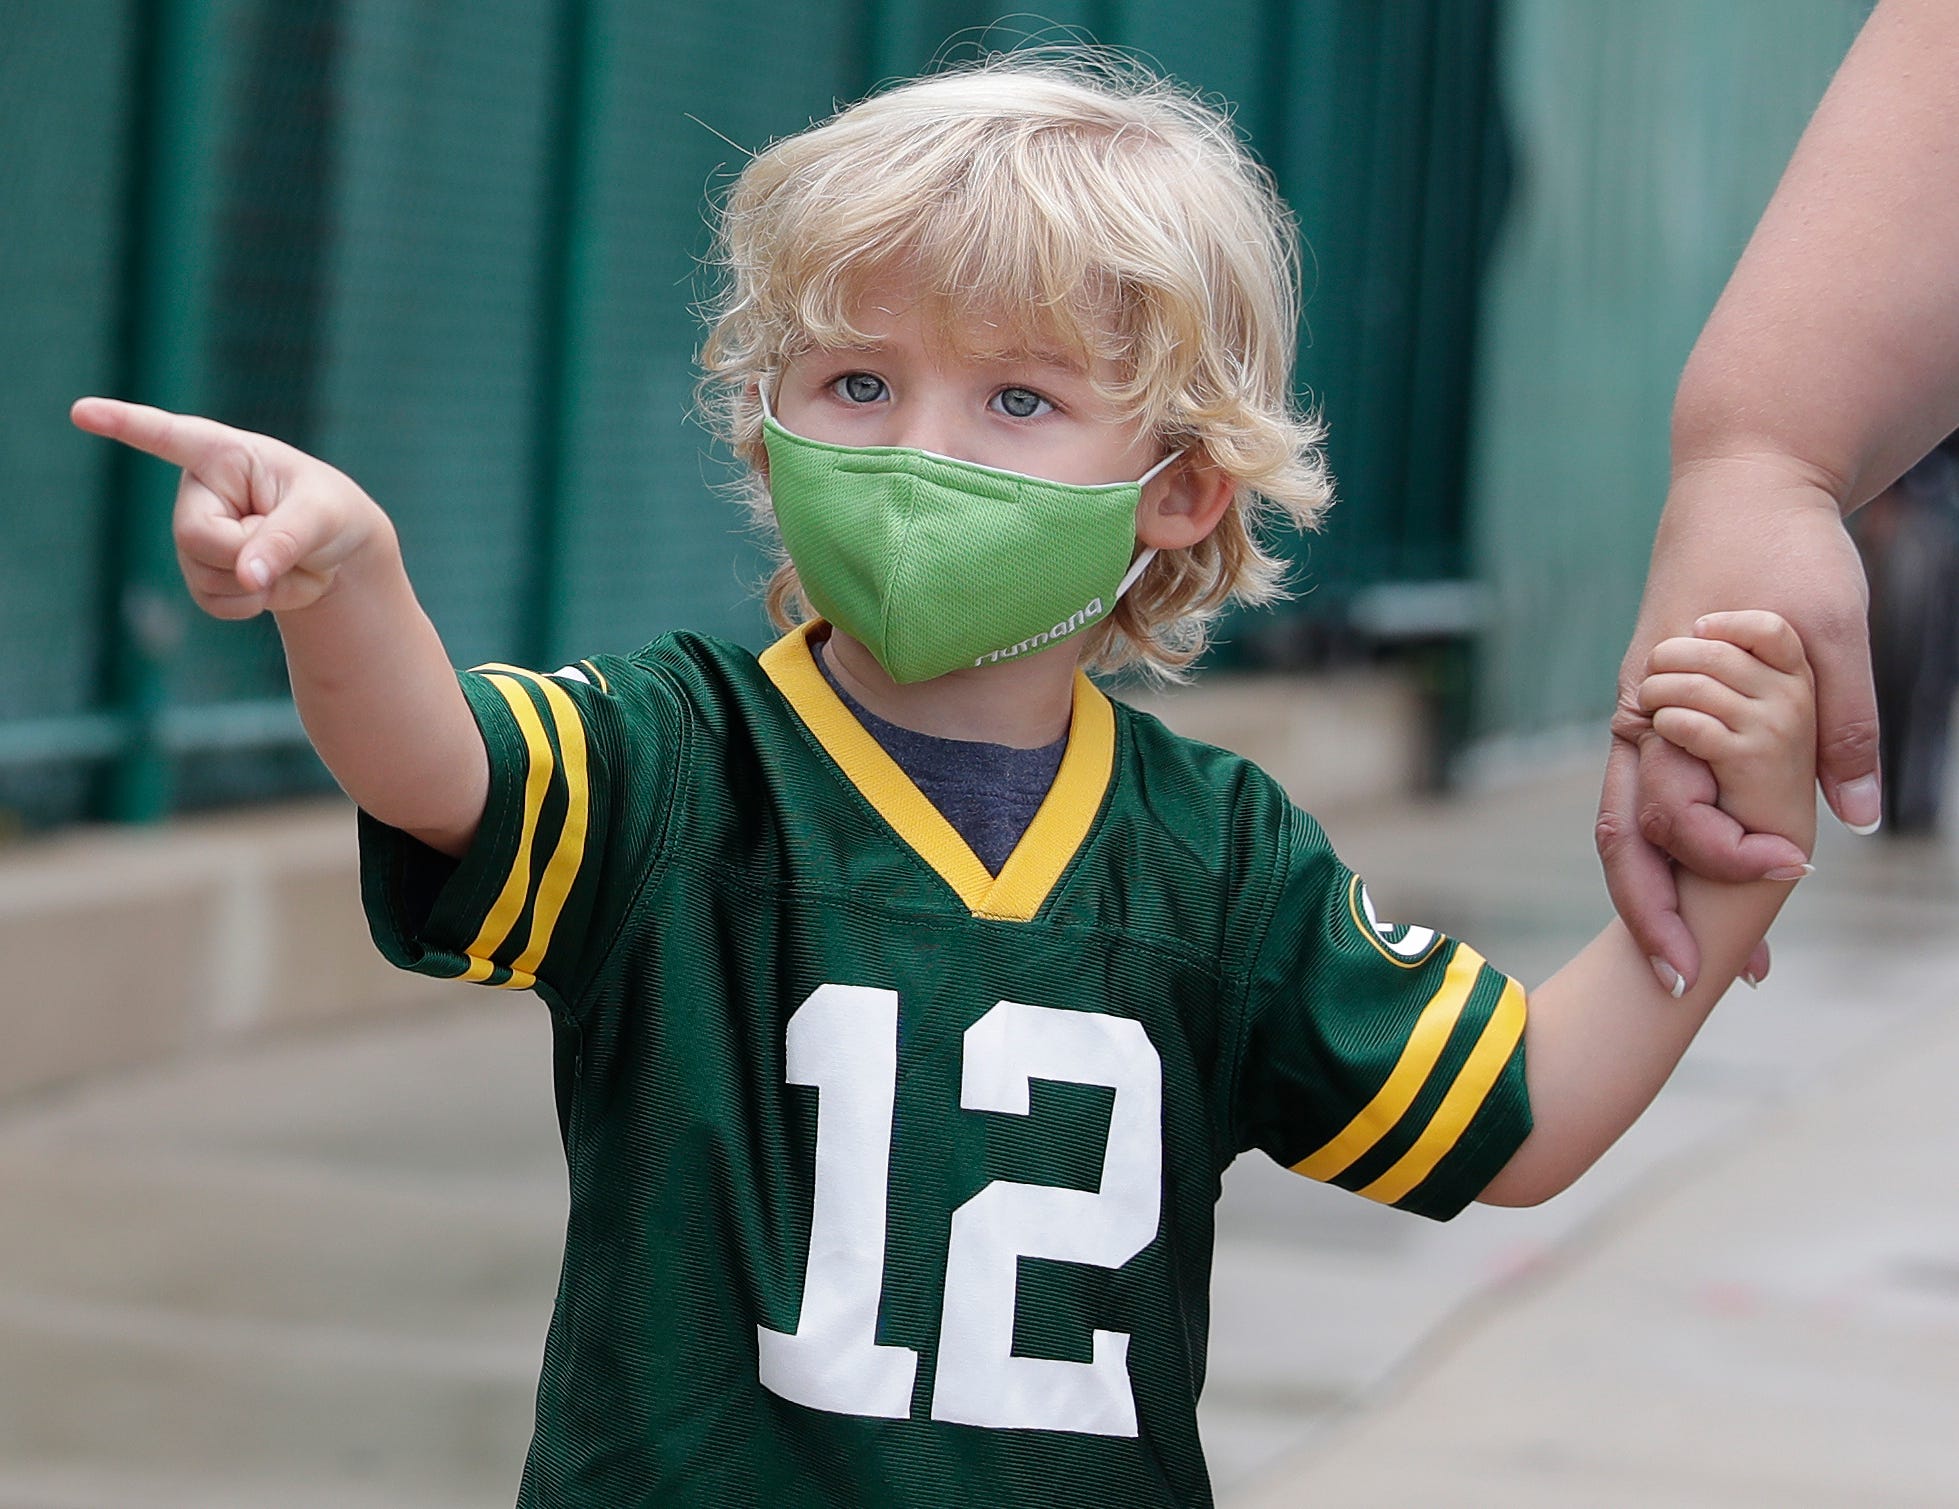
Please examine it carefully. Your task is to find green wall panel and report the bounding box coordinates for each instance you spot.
[0,1,132,723]
[318,0,556,672]
[0,0,135,825]
[1467,0,1866,746]
[1264,2,1500,590]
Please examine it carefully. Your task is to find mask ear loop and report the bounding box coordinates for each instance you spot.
[1116,448,1186,600]
[1116,548,1158,599]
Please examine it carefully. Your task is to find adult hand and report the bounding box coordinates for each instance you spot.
[1600,454,1877,994]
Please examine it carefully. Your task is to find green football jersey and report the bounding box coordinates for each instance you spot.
[360,623,1530,1507]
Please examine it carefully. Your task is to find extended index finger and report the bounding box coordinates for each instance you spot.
[70,398,246,473]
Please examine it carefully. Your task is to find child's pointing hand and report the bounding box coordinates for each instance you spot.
[70,397,391,620]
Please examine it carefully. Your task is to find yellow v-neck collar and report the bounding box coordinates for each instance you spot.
[758,622,1115,922]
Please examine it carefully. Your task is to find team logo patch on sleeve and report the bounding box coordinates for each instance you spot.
[1347,876,1443,966]
[550,660,611,694]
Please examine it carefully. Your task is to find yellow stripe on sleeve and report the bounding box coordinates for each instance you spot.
[495,670,591,985]
[457,674,557,983]
[1291,942,1486,1182]
[1358,976,1528,1207]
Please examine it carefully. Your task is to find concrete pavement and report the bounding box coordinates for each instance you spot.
[0,721,1955,1505]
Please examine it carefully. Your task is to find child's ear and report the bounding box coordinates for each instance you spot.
[1135,454,1235,551]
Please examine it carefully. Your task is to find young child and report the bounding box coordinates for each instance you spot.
[71,55,1815,1509]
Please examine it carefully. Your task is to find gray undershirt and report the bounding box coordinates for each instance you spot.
[815,647,1066,876]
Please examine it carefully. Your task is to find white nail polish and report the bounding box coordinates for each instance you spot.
[1838,775,1882,834]
[1649,957,1684,998]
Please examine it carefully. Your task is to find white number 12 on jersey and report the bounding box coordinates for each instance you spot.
[756,983,1163,1437]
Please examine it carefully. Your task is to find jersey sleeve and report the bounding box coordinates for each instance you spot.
[1232,805,1531,1221]
[358,655,682,1012]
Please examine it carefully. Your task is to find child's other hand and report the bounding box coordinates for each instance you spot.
[1637,610,1818,854]
[71,398,391,619]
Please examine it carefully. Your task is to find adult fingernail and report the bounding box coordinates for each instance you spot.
[1764,863,1816,882]
[1649,957,1685,999]
[1837,775,1881,835]
[245,557,271,589]
[1740,970,1761,989]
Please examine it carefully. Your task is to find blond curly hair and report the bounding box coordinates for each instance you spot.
[698,51,1332,677]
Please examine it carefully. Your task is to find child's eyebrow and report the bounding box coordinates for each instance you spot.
[790,339,885,360]
[1021,348,1090,373]
[963,344,1090,376]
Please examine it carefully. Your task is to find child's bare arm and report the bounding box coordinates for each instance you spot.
[1481,611,1816,1205]
[71,399,486,857]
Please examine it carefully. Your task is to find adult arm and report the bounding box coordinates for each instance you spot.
[1605,0,1959,991]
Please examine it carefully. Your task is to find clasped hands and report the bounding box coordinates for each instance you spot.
[1600,459,1878,994]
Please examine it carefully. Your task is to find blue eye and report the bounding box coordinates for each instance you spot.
[835,373,887,404]
[993,387,1051,419]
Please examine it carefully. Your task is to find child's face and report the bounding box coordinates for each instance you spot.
[771,295,1164,486]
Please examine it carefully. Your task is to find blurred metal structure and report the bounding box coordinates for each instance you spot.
[1852,434,1959,835]
[0,0,1865,827]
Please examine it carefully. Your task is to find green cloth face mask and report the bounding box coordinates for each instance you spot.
[761,395,1178,685]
